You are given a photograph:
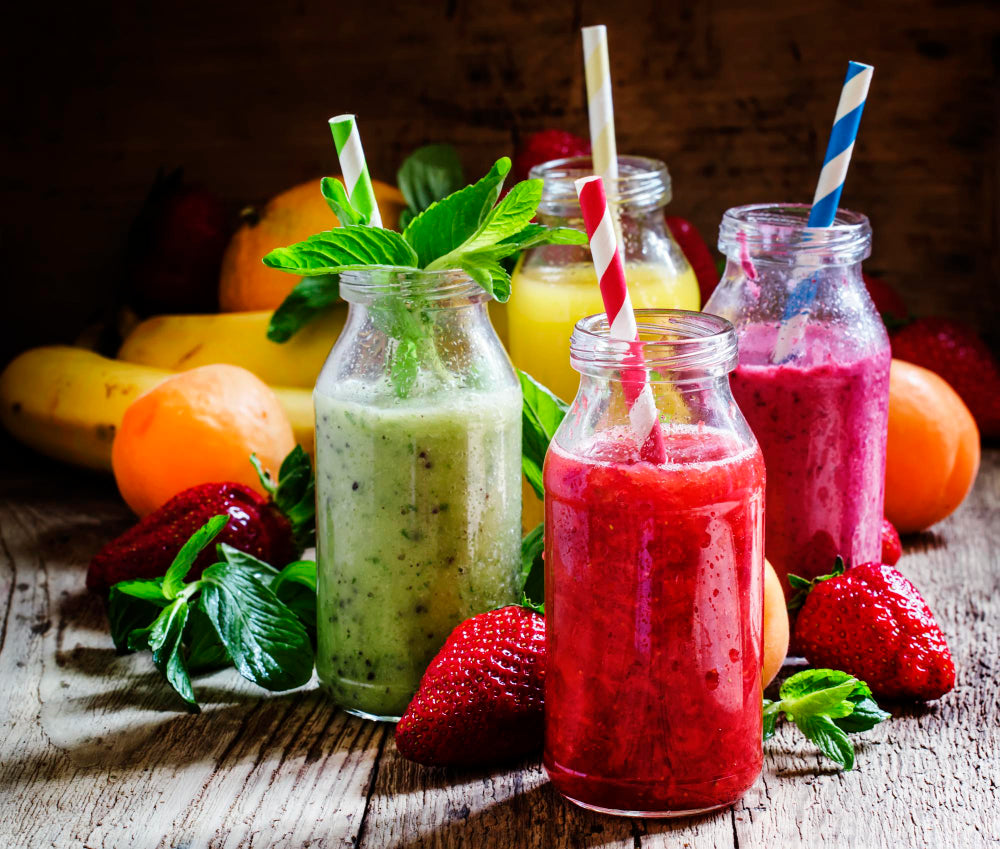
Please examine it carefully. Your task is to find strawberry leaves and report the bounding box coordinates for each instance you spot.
[107,517,318,711]
[787,556,846,611]
[764,668,891,770]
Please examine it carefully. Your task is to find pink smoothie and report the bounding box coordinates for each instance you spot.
[729,323,890,590]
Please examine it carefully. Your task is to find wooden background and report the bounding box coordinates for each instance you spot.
[2,0,998,363]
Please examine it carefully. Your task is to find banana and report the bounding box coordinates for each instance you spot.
[118,307,347,388]
[0,347,315,472]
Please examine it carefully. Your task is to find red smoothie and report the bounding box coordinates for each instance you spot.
[730,323,890,589]
[543,425,765,815]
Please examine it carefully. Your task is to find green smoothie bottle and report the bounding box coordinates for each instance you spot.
[314,268,522,720]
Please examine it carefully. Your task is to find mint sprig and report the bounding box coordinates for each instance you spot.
[520,522,545,613]
[519,370,569,500]
[107,518,318,712]
[396,144,465,229]
[263,156,587,370]
[764,668,891,770]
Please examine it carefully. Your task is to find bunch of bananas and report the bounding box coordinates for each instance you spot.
[0,307,347,472]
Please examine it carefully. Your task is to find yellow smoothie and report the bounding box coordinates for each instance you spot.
[506,261,700,402]
[505,260,699,531]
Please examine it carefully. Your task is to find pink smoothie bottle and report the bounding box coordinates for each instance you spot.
[705,204,890,595]
[543,310,766,817]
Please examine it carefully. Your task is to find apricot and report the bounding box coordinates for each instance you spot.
[219,178,407,312]
[885,359,980,533]
[112,364,295,516]
[762,559,789,687]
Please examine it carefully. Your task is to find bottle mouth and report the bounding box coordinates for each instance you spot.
[531,155,672,215]
[338,268,490,305]
[718,203,872,266]
[570,310,738,381]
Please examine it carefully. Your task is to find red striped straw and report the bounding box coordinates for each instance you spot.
[575,175,666,464]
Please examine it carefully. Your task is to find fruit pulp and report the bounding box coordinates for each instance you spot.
[543,426,765,815]
[503,262,700,403]
[729,323,891,591]
[314,386,522,719]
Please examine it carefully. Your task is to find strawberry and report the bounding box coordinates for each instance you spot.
[792,559,955,701]
[512,130,590,182]
[880,517,902,566]
[666,216,720,306]
[395,605,546,766]
[862,272,908,327]
[890,317,1000,439]
[87,447,314,593]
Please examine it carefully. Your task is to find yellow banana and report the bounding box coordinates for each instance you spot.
[118,307,347,388]
[0,347,314,472]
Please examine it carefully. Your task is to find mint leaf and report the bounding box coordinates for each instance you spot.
[263,225,418,276]
[266,275,340,342]
[108,581,166,652]
[272,560,318,644]
[767,668,890,770]
[185,603,230,674]
[273,445,316,549]
[403,158,510,268]
[113,578,168,604]
[216,542,281,584]
[397,144,465,224]
[147,599,198,711]
[519,370,569,500]
[426,179,542,272]
[321,177,366,226]
[162,514,228,599]
[520,523,545,609]
[199,561,313,691]
[795,714,854,770]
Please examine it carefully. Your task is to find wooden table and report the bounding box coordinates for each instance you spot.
[2,450,998,848]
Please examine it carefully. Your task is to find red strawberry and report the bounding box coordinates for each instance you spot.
[862,272,908,327]
[666,216,720,306]
[395,605,546,766]
[512,130,590,182]
[880,517,902,566]
[793,560,955,701]
[890,317,1000,439]
[87,448,314,592]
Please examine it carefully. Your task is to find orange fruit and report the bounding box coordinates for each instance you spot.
[112,364,295,516]
[219,178,407,312]
[762,559,789,687]
[885,359,980,533]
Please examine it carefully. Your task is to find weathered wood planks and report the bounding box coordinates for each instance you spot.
[1,453,997,848]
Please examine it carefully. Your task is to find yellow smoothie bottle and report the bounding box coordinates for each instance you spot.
[495,156,700,529]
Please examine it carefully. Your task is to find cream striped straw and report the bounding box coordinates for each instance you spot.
[328,114,383,228]
[582,26,618,186]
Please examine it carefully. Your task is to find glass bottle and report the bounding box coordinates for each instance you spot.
[706,204,889,593]
[544,309,765,817]
[500,155,699,404]
[314,269,522,721]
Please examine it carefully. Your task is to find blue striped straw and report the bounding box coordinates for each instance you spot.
[808,61,874,228]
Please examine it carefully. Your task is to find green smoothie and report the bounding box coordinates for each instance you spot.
[314,384,522,719]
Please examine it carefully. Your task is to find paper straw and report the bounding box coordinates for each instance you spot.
[582,26,618,185]
[575,175,666,464]
[808,61,874,228]
[773,61,874,362]
[328,114,383,228]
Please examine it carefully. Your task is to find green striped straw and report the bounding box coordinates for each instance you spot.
[328,114,383,227]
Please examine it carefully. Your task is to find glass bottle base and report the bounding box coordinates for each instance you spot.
[560,794,732,819]
[341,706,401,723]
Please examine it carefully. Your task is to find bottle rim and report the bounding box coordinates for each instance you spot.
[530,155,672,214]
[718,203,872,266]
[570,309,739,381]
[338,267,490,305]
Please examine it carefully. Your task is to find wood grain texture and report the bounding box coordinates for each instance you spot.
[0,451,997,848]
[1,0,998,364]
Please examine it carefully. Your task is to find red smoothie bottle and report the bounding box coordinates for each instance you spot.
[544,310,766,817]
[705,205,889,593]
